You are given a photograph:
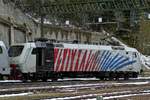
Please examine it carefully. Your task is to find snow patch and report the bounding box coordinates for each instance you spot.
[113,81,149,85]
[0,80,22,83]
[137,76,150,79]
[0,92,33,98]
[51,83,111,88]
[103,92,150,99]
[57,78,99,81]
[46,91,131,100]
[88,92,150,100]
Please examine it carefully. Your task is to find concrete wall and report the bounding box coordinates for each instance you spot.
[43,25,104,44]
[0,0,105,48]
[0,0,40,47]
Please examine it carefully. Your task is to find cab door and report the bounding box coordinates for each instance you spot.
[44,43,54,71]
[34,44,54,72]
[33,48,45,72]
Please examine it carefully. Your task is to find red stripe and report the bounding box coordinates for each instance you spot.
[60,49,68,71]
[93,57,99,71]
[54,48,59,64]
[90,55,96,71]
[70,49,77,71]
[93,53,99,71]
[92,52,99,71]
[56,49,62,72]
[65,49,71,71]
[91,53,98,71]
[86,53,94,71]
[95,54,101,71]
[79,50,87,71]
[89,54,95,71]
[54,48,59,71]
[83,50,92,71]
[75,50,81,71]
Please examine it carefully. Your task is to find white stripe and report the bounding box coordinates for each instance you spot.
[86,51,95,71]
[54,49,61,71]
[82,50,90,71]
[78,50,86,71]
[90,51,98,71]
[72,50,78,71]
[58,49,64,71]
[63,49,69,71]
[94,52,101,71]
[67,50,72,71]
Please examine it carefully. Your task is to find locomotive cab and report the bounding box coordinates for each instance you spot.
[0,41,10,79]
[8,41,55,80]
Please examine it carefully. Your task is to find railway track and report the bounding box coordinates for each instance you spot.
[0,78,150,99]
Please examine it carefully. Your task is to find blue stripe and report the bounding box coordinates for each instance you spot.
[101,51,110,70]
[96,54,102,71]
[114,60,136,71]
[101,51,111,70]
[104,53,118,71]
[103,56,113,71]
[105,53,120,70]
[97,52,104,70]
[102,52,112,71]
[94,51,100,65]
[110,57,129,71]
[95,51,101,70]
[108,55,124,71]
[99,51,107,70]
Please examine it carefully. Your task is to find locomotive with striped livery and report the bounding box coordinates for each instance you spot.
[8,40,142,81]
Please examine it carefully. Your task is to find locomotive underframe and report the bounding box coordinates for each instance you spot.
[20,71,138,81]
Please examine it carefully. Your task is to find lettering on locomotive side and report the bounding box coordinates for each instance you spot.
[111,46,125,50]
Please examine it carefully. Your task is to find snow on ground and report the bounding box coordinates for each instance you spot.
[46,90,150,100]
[137,76,150,79]
[113,81,149,85]
[51,83,108,88]
[58,78,99,81]
[0,92,33,97]
[47,78,99,82]
[0,76,150,83]
[46,91,131,100]
[87,92,150,100]
[0,83,111,92]
[103,93,150,99]
[0,80,22,83]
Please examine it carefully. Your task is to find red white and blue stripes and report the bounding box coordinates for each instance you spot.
[54,48,136,72]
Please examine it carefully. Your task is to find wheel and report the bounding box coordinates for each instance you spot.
[124,74,129,80]
[3,76,9,80]
[0,74,3,80]
[99,77,104,80]
[51,78,58,82]
[42,78,48,82]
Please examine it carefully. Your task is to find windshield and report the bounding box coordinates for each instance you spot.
[8,46,24,57]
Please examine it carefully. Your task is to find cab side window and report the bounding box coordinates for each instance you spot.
[0,46,3,54]
[31,48,37,55]
[133,52,137,58]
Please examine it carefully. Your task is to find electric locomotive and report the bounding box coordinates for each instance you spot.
[8,39,142,81]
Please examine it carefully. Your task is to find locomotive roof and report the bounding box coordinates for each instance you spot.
[0,41,7,48]
[10,42,138,52]
[54,43,138,52]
